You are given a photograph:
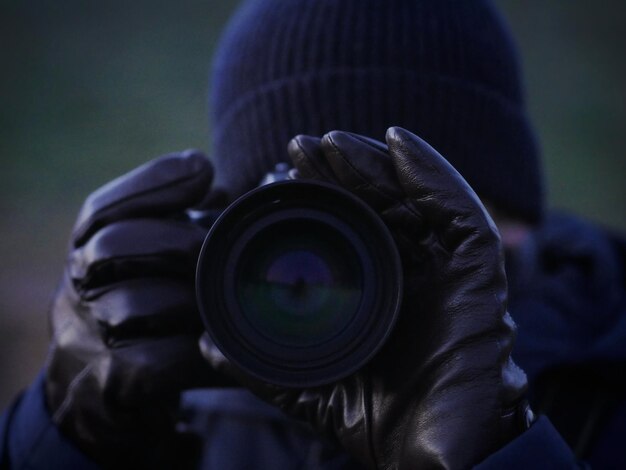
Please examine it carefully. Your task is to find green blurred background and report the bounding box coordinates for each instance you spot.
[1,1,624,409]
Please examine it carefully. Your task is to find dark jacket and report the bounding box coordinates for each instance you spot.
[507,212,626,467]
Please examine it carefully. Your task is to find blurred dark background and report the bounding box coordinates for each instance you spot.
[1,0,624,409]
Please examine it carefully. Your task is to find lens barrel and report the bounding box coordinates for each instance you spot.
[196,180,402,387]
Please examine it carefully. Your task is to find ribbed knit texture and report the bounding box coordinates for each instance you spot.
[210,0,544,223]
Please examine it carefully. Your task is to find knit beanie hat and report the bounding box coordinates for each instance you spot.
[210,0,544,223]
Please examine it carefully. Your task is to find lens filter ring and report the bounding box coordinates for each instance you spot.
[196,180,402,387]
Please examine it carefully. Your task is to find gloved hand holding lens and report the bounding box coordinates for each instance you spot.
[201,127,533,469]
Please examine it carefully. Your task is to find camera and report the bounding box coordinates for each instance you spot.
[194,164,403,387]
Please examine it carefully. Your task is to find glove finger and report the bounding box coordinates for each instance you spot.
[89,279,201,341]
[386,127,493,227]
[50,275,203,356]
[73,150,213,247]
[320,131,404,212]
[288,135,340,183]
[69,219,206,290]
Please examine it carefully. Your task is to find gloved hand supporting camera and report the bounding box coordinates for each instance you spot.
[45,151,217,467]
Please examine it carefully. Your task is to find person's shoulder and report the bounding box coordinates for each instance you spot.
[0,372,99,469]
[538,211,625,275]
[540,211,620,244]
[507,210,626,379]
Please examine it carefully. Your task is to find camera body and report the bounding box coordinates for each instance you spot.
[195,165,403,387]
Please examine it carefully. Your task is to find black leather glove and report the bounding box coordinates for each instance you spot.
[46,150,217,467]
[202,127,533,469]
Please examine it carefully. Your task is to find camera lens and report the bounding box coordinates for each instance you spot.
[196,180,402,387]
[235,219,362,347]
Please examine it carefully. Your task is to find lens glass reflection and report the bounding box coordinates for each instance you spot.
[236,220,362,347]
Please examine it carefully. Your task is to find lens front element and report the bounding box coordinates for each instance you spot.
[236,219,363,348]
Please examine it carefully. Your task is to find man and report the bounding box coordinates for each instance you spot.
[2,0,624,468]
